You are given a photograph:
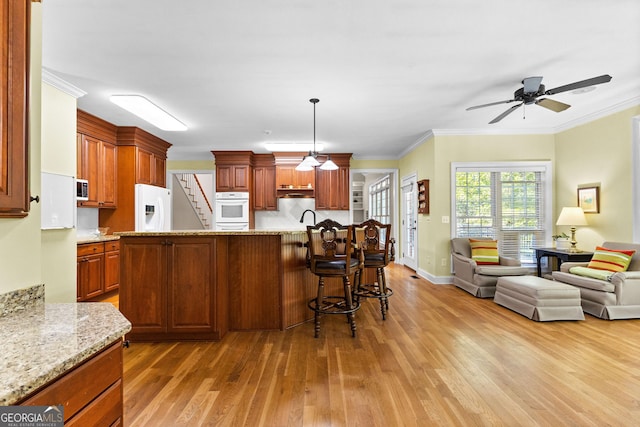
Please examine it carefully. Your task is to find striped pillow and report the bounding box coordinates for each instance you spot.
[587,246,636,272]
[469,239,499,265]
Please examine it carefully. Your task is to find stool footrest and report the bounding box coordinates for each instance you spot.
[308,296,361,315]
[354,284,393,299]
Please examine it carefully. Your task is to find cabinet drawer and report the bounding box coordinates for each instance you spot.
[105,240,120,252]
[20,341,122,422]
[66,380,122,427]
[78,242,105,256]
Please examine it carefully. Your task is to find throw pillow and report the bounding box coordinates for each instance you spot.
[569,266,614,282]
[469,238,499,265]
[587,246,636,272]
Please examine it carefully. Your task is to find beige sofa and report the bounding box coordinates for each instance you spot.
[552,241,640,319]
[451,238,529,298]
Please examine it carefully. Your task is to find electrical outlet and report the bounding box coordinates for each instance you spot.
[442,216,450,224]
[441,258,447,266]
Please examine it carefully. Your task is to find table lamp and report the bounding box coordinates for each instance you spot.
[556,207,588,253]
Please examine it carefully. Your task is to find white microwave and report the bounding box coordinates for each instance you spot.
[76,179,89,201]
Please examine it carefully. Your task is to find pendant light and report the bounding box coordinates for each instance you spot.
[296,98,339,171]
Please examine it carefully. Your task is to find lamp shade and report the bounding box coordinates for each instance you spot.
[556,207,588,226]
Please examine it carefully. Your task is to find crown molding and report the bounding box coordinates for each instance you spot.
[553,95,640,133]
[42,68,87,99]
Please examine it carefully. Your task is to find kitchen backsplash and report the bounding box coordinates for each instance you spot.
[255,198,349,230]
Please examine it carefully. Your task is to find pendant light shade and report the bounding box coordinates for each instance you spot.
[295,98,338,171]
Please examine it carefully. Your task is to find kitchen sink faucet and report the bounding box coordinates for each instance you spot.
[299,209,316,225]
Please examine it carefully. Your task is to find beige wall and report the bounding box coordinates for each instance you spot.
[40,82,78,302]
[0,4,43,295]
[555,106,640,250]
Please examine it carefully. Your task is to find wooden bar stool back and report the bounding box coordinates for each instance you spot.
[306,219,363,338]
[353,219,394,319]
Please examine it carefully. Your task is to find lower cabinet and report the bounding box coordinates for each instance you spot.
[119,236,228,341]
[77,240,120,301]
[19,340,124,426]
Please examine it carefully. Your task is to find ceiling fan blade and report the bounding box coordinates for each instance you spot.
[544,74,612,95]
[489,103,522,124]
[536,98,571,112]
[466,99,515,111]
[523,76,543,94]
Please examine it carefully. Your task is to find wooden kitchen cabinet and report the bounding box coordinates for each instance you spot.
[253,154,277,210]
[104,240,121,293]
[119,236,228,341]
[0,0,30,218]
[99,127,171,232]
[77,243,105,301]
[77,240,120,301]
[314,153,351,210]
[19,340,124,426]
[212,151,254,192]
[77,110,118,208]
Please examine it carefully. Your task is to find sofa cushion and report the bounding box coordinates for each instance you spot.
[588,246,636,272]
[475,265,529,276]
[469,239,499,265]
[569,266,614,281]
[552,271,615,293]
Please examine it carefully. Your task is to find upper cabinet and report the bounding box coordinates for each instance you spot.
[212,151,253,192]
[253,154,277,211]
[315,153,352,210]
[77,110,118,208]
[273,153,315,198]
[0,0,30,217]
[117,127,171,188]
[99,126,171,232]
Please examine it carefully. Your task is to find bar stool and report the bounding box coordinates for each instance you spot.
[353,219,394,320]
[306,219,363,338]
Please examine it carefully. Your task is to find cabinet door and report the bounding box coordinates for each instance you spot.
[167,238,217,333]
[81,135,101,207]
[0,0,29,217]
[216,165,233,192]
[153,156,166,187]
[315,166,349,210]
[136,148,153,185]
[77,254,104,301]
[104,248,120,293]
[100,142,117,207]
[254,166,277,210]
[232,165,250,191]
[119,239,167,334]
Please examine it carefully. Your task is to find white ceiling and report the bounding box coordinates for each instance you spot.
[41,0,640,161]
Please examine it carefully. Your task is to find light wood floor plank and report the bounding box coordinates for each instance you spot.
[123,264,640,426]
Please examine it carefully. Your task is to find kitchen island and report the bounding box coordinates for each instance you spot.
[117,230,349,341]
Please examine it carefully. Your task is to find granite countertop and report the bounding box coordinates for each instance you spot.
[116,229,307,237]
[0,302,131,405]
[77,234,120,244]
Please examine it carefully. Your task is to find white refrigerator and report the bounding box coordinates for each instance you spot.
[135,184,172,231]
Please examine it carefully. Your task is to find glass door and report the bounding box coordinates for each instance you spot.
[401,174,418,271]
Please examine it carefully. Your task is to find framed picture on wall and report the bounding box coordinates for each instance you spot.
[577,186,600,213]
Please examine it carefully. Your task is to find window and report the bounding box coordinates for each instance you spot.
[452,162,552,265]
[369,175,391,224]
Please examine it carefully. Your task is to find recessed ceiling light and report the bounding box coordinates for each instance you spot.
[110,95,187,131]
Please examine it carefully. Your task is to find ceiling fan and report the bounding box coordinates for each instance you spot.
[466,74,612,124]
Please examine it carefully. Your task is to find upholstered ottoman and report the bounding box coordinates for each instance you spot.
[494,276,584,321]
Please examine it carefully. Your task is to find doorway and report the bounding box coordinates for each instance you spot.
[400,174,418,271]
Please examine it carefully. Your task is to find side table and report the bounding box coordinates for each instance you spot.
[534,247,594,277]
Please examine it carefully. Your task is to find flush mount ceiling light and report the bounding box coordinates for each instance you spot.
[110,95,187,131]
[295,98,338,171]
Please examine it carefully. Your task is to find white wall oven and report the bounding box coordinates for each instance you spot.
[215,192,249,230]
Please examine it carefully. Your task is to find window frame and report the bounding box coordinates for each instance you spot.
[450,161,553,265]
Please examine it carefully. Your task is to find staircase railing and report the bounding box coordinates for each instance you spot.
[175,173,213,229]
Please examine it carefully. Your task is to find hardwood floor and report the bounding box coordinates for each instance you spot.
[122,264,640,426]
